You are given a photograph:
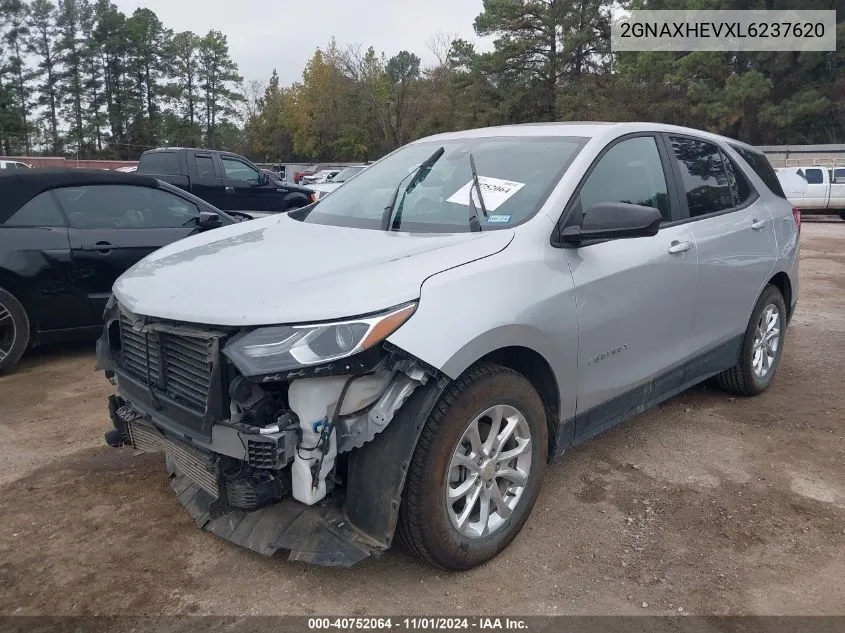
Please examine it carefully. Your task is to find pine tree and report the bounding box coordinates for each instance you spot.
[56,0,86,153]
[197,30,242,148]
[2,0,34,153]
[27,0,62,154]
[126,8,168,146]
[168,30,201,145]
[79,0,105,153]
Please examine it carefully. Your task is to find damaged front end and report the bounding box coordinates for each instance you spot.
[97,297,446,566]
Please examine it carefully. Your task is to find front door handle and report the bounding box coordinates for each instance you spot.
[668,240,692,254]
[81,241,114,253]
[225,186,235,193]
[751,218,767,230]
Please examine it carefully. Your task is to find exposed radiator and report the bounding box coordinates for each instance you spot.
[128,421,219,498]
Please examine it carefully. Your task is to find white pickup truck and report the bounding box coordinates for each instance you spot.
[776,166,845,220]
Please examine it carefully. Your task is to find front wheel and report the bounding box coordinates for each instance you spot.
[0,287,30,374]
[398,364,548,570]
[716,284,787,396]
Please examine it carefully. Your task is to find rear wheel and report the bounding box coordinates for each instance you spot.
[716,284,786,396]
[0,287,30,374]
[285,196,310,211]
[398,364,548,570]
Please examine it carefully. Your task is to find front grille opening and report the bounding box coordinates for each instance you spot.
[108,320,121,353]
[118,314,215,412]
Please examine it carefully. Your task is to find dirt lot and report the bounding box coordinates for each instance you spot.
[0,223,843,617]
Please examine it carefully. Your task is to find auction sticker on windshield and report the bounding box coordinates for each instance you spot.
[447,177,525,211]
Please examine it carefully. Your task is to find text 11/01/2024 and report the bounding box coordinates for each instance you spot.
[307,617,529,631]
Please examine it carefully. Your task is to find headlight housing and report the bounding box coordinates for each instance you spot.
[223,302,416,377]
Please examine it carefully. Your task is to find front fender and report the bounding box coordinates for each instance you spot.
[386,234,579,422]
[345,377,448,548]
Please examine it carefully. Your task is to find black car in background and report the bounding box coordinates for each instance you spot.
[0,169,238,373]
[136,148,317,214]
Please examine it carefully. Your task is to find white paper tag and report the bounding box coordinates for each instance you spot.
[446,177,526,212]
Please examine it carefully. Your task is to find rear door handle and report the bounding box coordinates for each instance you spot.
[751,218,767,230]
[225,186,235,193]
[81,241,114,253]
[668,240,692,254]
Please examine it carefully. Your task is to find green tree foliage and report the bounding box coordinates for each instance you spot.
[617,0,845,144]
[26,0,62,153]
[125,8,170,148]
[197,30,242,148]
[56,0,86,152]
[2,0,33,153]
[1,0,843,160]
[1,0,243,157]
[166,30,202,146]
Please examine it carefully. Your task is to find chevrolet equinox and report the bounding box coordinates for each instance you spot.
[97,122,800,570]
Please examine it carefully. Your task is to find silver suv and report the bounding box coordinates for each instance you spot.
[98,123,800,570]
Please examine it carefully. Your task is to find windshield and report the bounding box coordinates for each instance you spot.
[294,136,587,233]
[331,166,365,182]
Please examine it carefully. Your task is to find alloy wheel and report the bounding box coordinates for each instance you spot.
[752,303,781,379]
[0,302,15,365]
[445,404,533,539]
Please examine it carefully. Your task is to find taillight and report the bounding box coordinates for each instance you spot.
[792,207,801,233]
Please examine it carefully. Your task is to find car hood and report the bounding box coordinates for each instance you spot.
[113,213,514,326]
[311,182,343,193]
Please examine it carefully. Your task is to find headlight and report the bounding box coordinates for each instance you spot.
[223,302,416,377]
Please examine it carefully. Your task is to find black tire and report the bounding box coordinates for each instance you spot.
[716,284,787,397]
[398,364,548,570]
[285,196,310,211]
[0,286,30,374]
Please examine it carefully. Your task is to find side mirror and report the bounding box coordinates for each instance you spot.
[560,202,662,244]
[198,210,222,229]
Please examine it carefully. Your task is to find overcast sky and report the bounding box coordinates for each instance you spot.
[113,0,491,87]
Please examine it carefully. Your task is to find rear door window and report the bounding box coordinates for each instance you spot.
[720,150,754,208]
[729,145,786,198]
[195,155,219,179]
[669,137,734,218]
[138,152,181,175]
[833,168,845,184]
[3,192,66,227]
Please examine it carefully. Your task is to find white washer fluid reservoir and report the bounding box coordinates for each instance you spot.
[288,371,394,505]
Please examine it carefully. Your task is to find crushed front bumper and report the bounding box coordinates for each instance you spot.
[108,395,383,567]
[168,467,380,567]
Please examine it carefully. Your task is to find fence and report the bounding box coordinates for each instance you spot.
[6,144,845,173]
[0,156,138,170]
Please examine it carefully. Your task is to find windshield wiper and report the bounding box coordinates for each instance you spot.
[381,146,445,231]
[466,153,487,233]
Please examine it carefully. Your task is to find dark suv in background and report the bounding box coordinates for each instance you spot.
[137,148,316,215]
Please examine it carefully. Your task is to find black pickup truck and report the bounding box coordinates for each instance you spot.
[136,148,316,214]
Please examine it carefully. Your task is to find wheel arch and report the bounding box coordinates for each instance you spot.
[431,326,571,458]
[474,346,561,457]
[767,271,793,321]
[283,192,311,209]
[0,269,36,343]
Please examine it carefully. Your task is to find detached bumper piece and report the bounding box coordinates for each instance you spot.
[107,396,381,567]
[168,466,378,567]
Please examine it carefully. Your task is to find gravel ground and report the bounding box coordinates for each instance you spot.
[0,223,843,617]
